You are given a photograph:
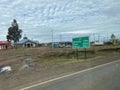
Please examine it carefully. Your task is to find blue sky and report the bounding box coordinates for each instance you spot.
[0,0,120,42]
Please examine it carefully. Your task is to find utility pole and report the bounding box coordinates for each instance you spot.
[93,33,95,42]
[52,30,54,48]
[60,33,62,42]
[107,33,109,42]
[98,33,100,41]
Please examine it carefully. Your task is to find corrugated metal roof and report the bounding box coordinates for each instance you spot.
[0,41,10,45]
[16,37,38,44]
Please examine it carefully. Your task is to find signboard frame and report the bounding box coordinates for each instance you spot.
[72,36,90,59]
[72,36,90,49]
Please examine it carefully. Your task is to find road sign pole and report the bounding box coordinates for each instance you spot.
[76,49,79,60]
[84,48,87,59]
[72,36,90,60]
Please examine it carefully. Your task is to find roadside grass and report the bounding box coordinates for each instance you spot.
[47,56,102,65]
[0,46,120,67]
[32,46,120,66]
[33,52,106,65]
[33,50,106,66]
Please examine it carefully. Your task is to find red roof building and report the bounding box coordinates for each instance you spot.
[0,41,12,50]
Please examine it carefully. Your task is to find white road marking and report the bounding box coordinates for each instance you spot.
[20,60,120,90]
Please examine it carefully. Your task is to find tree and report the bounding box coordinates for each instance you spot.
[111,34,116,40]
[6,19,22,43]
[110,34,118,45]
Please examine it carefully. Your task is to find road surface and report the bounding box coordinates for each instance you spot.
[20,60,120,90]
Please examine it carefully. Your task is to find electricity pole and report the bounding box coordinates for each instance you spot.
[60,33,62,42]
[52,30,54,48]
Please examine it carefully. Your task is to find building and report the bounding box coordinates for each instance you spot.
[15,37,39,48]
[0,41,12,50]
[58,41,72,48]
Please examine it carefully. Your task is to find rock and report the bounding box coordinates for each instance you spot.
[19,64,29,71]
[0,66,12,73]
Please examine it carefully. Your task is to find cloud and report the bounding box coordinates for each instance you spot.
[61,30,92,34]
[0,0,120,42]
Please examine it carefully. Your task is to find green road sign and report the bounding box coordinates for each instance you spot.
[72,36,90,48]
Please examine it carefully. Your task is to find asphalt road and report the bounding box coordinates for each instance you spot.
[21,60,120,90]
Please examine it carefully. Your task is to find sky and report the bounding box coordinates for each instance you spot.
[0,0,120,42]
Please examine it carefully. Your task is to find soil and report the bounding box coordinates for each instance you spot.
[0,47,120,90]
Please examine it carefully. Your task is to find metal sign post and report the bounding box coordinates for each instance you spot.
[85,48,87,59]
[72,36,90,59]
[76,49,79,60]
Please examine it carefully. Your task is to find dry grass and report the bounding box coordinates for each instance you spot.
[0,46,120,90]
[0,45,120,67]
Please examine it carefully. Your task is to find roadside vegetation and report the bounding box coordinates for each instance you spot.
[0,45,120,90]
[0,45,120,70]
